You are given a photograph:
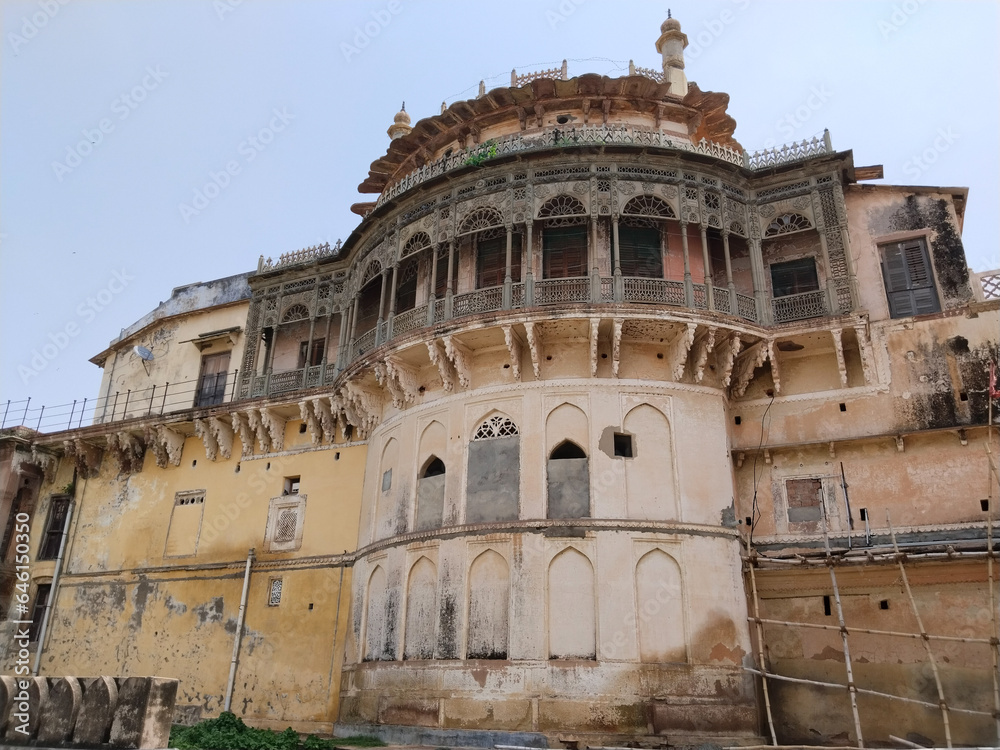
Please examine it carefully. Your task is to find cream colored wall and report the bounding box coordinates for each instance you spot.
[94,302,249,420]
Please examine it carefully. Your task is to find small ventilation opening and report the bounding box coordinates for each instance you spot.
[191,460,197,467]
[422,457,446,477]
[859,508,868,521]
[309,603,314,611]
[299,423,307,433]
[745,516,752,526]
[879,599,889,610]
[960,391,968,402]
[734,416,742,425]
[839,403,847,412]
[823,595,832,616]
[344,425,353,441]
[235,463,241,474]
[982,499,990,512]
[556,115,570,124]
[613,433,634,458]
[656,352,663,359]
[335,452,341,461]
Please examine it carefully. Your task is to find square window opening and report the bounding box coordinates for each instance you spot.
[613,433,634,458]
[823,595,832,616]
[284,477,300,495]
[770,258,819,298]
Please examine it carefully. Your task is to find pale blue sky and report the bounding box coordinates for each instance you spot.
[2,0,998,417]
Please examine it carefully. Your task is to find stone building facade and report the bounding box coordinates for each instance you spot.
[2,14,999,747]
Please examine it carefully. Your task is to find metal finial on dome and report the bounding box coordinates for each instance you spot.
[387,102,413,140]
[668,8,671,18]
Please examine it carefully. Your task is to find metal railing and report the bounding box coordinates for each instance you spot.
[772,289,828,323]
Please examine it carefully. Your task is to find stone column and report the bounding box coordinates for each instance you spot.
[524,222,534,306]
[749,237,770,323]
[428,244,439,324]
[723,231,738,316]
[590,216,600,302]
[503,226,513,309]
[387,262,399,340]
[445,240,455,319]
[700,225,714,310]
[612,217,623,302]
[376,268,389,344]
[815,222,837,315]
[348,293,360,356]
[334,308,348,371]
[680,221,693,308]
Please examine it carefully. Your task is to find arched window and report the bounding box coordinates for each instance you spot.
[475,228,522,288]
[402,232,431,257]
[619,221,663,278]
[539,196,588,279]
[415,456,446,532]
[467,415,520,523]
[395,258,418,313]
[355,277,382,336]
[459,207,504,236]
[547,441,590,519]
[281,304,309,323]
[764,213,811,237]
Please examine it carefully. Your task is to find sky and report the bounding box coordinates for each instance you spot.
[2,0,998,422]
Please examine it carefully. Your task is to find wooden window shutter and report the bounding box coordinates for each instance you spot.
[881,239,940,318]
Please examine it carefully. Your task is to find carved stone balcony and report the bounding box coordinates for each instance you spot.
[771,289,828,323]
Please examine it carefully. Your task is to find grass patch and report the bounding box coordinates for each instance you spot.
[170,713,385,750]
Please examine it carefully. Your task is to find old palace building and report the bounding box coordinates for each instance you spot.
[2,13,998,748]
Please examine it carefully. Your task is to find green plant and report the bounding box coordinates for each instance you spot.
[60,481,75,496]
[168,713,385,750]
[462,140,498,167]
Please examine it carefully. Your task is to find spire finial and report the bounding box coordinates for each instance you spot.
[401,101,405,112]
[667,8,671,18]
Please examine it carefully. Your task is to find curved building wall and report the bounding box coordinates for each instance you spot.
[340,379,756,740]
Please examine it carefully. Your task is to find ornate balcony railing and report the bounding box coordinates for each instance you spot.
[454,286,503,317]
[622,277,685,306]
[353,327,378,359]
[745,131,833,171]
[713,287,732,314]
[374,124,835,210]
[737,293,758,321]
[772,289,827,323]
[258,240,341,273]
[269,368,306,395]
[391,305,428,337]
[534,277,591,305]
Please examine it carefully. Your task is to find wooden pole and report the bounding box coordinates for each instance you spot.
[885,511,952,748]
[746,553,779,746]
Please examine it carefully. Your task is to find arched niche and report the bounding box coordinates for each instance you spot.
[467,414,520,524]
[466,549,509,659]
[548,547,596,659]
[635,549,685,663]
[403,557,437,660]
[415,421,447,531]
[622,404,676,520]
[364,566,396,661]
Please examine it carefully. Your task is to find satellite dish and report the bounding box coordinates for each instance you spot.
[133,345,154,361]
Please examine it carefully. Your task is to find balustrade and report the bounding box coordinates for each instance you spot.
[771,290,827,323]
[534,277,591,305]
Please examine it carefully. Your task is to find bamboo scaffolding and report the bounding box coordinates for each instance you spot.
[741,667,992,717]
[987,393,1000,742]
[886,511,953,748]
[745,616,992,645]
[823,521,865,748]
[747,551,779,746]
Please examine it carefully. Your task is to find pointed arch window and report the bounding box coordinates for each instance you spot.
[547,441,590,519]
[467,416,520,523]
[476,228,522,288]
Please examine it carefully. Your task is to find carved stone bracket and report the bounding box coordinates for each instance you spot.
[62,439,103,478]
[14,447,57,482]
[690,326,717,383]
[312,397,339,443]
[107,431,145,474]
[231,412,255,458]
[145,425,184,468]
[718,333,742,387]
[443,335,473,389]
[341,381,384,440]
[853,323,877,386]
[373,361,405,409]
[426,339,455,392]
[730,340,768,398]
[766,339,781,394]
[611,318,624,378]
[524,322,543,379]
[502,324,523,381]
[831,328,848,387]
[193,419,220,461]
[300,400,321,444]
[667,323,697,381]
[247,407,286,453]
[385,357,421,407]
[588,318,600,377]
